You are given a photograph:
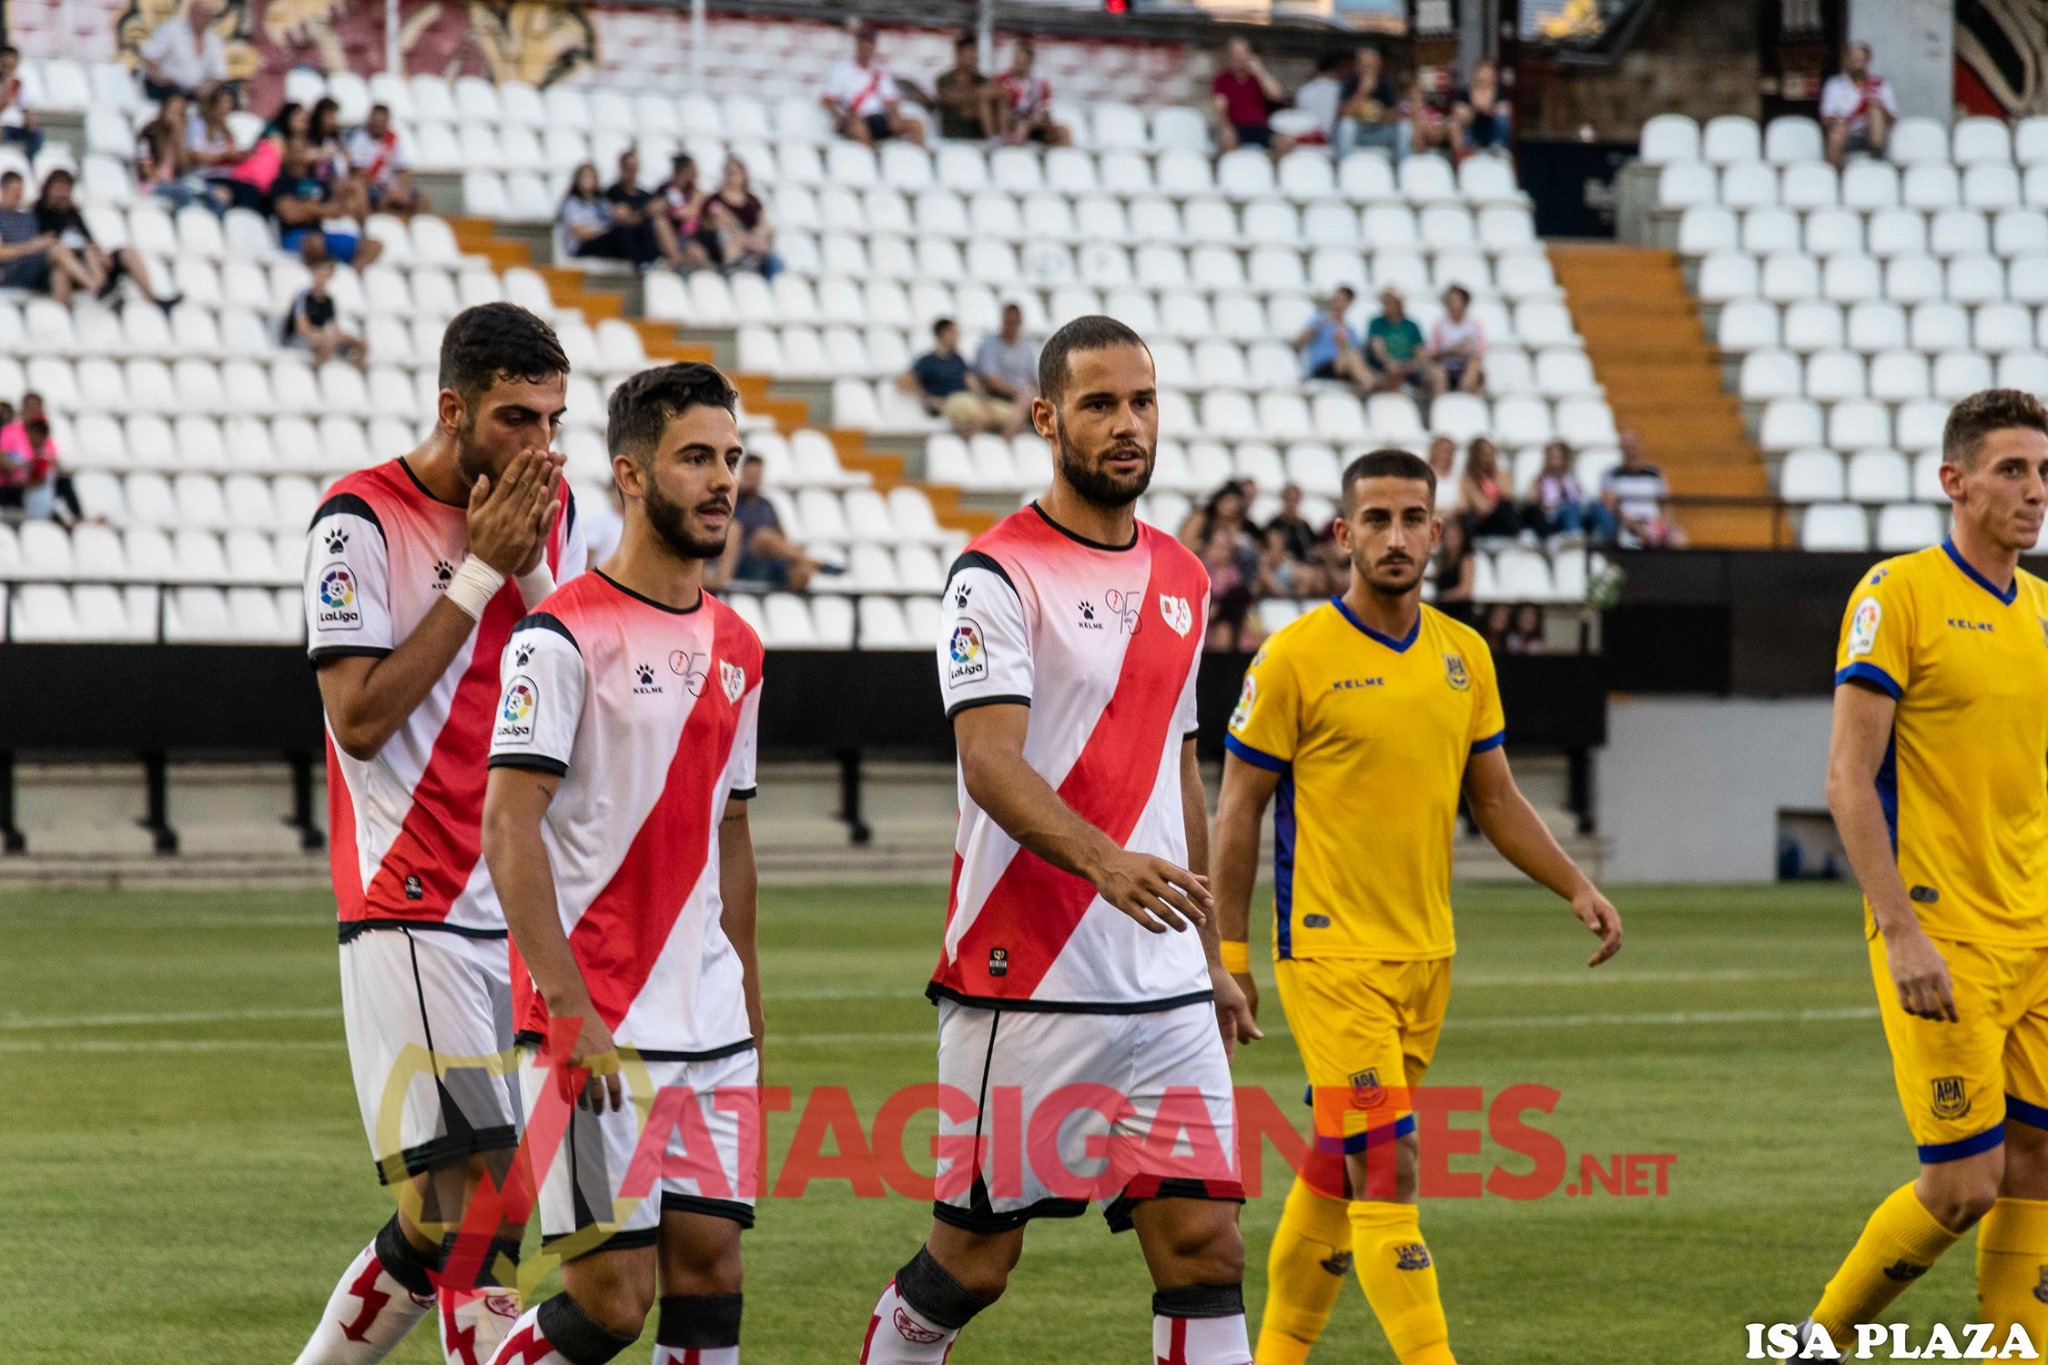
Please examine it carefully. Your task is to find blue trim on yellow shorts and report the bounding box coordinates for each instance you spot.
[2008,1095,2048,1131]
[1918,1124,2005,1164]
[1315,1113,1419,1155]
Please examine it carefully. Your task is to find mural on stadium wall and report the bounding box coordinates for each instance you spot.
[111,0,597,109]
[1955,0,2048,117]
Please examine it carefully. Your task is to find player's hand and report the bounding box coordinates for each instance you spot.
[1231,970,1260,1022]
[1886,926,1959,1022]
[466,448,553,575]
[1572,883,1623,967]
[513,457,565,577]
[1212,965,1263,1062]
[1092,851,1210,934]
[562,1012,624,1113]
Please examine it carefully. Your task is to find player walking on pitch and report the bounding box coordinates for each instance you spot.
[297,303,585,1365]
[856,316,1262,1364]
[480,363,766,1365]
[1796,390,2048,1359]
[1209,448,1622,1365]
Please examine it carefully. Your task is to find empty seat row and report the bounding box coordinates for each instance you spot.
[1679,204,2048,260]
[1716,299,2048,357]
[1778,447,1946,504]
[1738,348,2048,403]
[1643,112,2048,171]
[1759,396,1985,453]
[1695,250,2048,306]
[1799,502,1955,554]
[1660,159,2048,214]
[2,583,305,644]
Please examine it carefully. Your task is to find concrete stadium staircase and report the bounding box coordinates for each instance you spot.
[1549,243,1776,548]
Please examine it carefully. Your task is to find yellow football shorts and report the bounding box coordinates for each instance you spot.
[1275,955,1452,1153]
[1869,932,2048,1163]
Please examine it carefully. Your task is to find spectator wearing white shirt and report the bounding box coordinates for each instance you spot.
[1820,42,1895,169]
[344,103,424,216]
[1425,284,1486,397]
[1290,51,1347,145]
[0,47,41,161]
[820,25,926,148]
[139,0,228,103]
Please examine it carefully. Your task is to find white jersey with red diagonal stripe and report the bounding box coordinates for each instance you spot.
[931,504,1212,1012]
[306,457,585,937]
[487,571,763,1056]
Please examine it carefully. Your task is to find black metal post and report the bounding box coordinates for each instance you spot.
[0,749,23,853]
[837,746,872,846]
[1567,745,1594,834]
[140,752,178,854]
[286,750,325,852]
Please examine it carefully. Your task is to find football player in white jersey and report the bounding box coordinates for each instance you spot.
[857,316,1261,1365]
[297,304,584,1365]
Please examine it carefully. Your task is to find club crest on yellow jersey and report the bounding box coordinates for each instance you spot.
[1931,1075,1970,1120]
[1443,653,1470,691]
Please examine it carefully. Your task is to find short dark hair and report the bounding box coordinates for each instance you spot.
[369,101,390,118]
[438,303,571,401]
[1443,284,1471,305]
[932,317,956,337]
[1341,447,1437,509]
[1039,314,1150,404]
[956,32,975,49]
[1944,388,2048,467]
[606,361,739,464]
[0,45,20,59]
[0,171,20,189]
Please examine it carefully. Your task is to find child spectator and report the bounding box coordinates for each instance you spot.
[282,248,368,370]
[2,396,80,526]
[1601,429,1684,547]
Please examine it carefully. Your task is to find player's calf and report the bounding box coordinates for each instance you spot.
[858,1246,1001,1363]
[1133,1200,1253,1365]
[292,1213,440,1365]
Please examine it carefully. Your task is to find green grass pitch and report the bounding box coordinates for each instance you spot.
[0,881,1984,1362]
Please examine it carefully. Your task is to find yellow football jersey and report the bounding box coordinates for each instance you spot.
[1225,599,1505,961]
[1834,540,2048,946]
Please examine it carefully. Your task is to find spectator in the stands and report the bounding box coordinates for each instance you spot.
[2,394,80,526]
[972,302,1037,439]
[1364,286,1425,393]
[187,86,241,171]
[1524,439,1615,542]
[137,93,221,215]
[272,141,380,267]
[1336,45,1408,162]
[0,47,42,161]
[345,103,424,216]
[606,148,692,270]
[657,154,713,270]
[711,453,822,592]
[1426,284,1486,396]
[1183,481,1264,651]
[1504,603,1546,655]
[138,0,227,102]
[556,160,650,268]
[994,40,1069,147]
[36,169,182,311]
[1290,51,1348,145]
[0,171,83,304]
[1211,37,1295,158]
[1179,479,1260,571]
[1433,514,1475,605]
[1426,434,1463,515]
[1820,41,1895,169]
[1296,285,1371,391]
[1404,73,1455,158]
[932,33,993,142]
[309,97,370,220]
[1453,58,1512,153]
[822,25,926,148]
[701,155,781,278]
[902,317,1010,435]
[282,247,367,369]
[1601,428,1683,547]
[1264,483,1331,598]
[1459,437,1523,539]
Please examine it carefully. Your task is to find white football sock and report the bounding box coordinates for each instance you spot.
[858,1282,959,1364]
[292,1235,434,1364]
[441,1286,523,1365]
[483,1295,636,1365]
[1152,1312,1253,1365]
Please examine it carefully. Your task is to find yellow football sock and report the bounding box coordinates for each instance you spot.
[1255,1175,1355,1363]
[1812,1182,1962,1348]
[1978,1198,2048,1364]
[1349,1201,1452,1364]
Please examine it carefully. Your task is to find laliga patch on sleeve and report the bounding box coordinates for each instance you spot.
[1229,672,1258,732]
[946,618,987,687]
[1848,597,1882,658]
[496,676,538,745]
[314,561,362,631]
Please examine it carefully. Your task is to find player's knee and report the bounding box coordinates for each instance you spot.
[1920,1170,2001,1231]
[574,1277,656,1340]
[1156,1212,1246,1284]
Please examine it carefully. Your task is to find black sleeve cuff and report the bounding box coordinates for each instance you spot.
[487,754,568,776]
[308,645,393,668]
[728,786,757,801]
[945,694,1032,720]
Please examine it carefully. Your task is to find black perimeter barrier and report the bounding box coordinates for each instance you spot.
[0,642,1608,852]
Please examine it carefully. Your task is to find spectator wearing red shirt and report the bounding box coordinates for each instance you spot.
[993,41,1070,146]
[1211,38,1295,159]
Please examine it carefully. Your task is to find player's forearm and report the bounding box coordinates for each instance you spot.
[1472,787,1592,903]
[719,808,765,1043]
[966,749,1124,885]
[483,804,593,1022]
[325,598,477,758]
[1828,777,1918,936]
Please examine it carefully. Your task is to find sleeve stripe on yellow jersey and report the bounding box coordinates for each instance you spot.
[1835,660,1902,699]
[1471,730,1506,753]
[1223,733,1286,772]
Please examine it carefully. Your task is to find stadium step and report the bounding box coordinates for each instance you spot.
[1549,242,1776,549]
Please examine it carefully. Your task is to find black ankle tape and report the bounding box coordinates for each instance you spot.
[1153,1283,1246,1319]
[374,1214,442,1298]
[536,1293,638,1365]
[656,1293,742,1348]
[896,1247,993,1333]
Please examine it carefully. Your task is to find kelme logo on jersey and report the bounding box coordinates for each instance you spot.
[1229,673,1257,731]
[947,619,987,686]
[1848,597,1882,658]
[721,660,746,703]
[316,562,361,630]
[1158,593,1193,637]
[497,677,537,745]
[1931,1075,1971,1120]
[1444,653,1470,691]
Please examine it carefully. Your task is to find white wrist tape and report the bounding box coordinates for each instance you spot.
[445,554,507,622]
[516,562,556,609]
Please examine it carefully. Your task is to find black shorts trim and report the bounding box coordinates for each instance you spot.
[309,645,394,668]
[660,1192,756,1228]
[511,1033,755,1064]
[373,1125,520,1186]
[944,694,1031,720]
[488,754,569,776]
[925,983,1216,1015]
[932,1194,1089,1234]
[1102,1176,1247,1235]
[543,1225,661,1258]
[339,919,510,945]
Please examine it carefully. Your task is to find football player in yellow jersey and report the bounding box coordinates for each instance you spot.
[1209,448,1623,1365]
[1799,389,2048,1360]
